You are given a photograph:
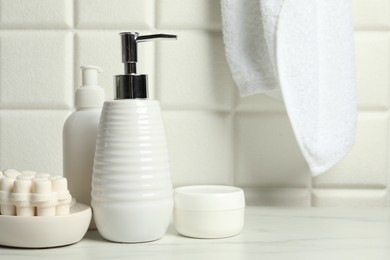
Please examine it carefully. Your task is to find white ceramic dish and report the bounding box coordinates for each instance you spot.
[0,202,91,248]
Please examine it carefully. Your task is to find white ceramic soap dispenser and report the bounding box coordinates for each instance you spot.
[91,32,176,243]
[63,66,105,229]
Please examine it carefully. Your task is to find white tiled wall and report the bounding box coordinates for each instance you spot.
[0,0,387,207]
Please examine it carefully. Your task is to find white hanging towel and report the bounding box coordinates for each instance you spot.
[221,0,357,176]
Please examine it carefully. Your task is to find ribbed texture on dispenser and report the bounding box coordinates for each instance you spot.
[92,100,172,202]
[91,100,173,242]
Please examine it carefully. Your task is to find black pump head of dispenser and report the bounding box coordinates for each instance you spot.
[115,32,177,99]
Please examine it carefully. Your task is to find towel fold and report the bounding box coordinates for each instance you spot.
[221,0,357,176]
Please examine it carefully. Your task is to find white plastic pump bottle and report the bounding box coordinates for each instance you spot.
[63,66,105,228]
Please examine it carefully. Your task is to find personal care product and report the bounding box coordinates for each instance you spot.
[0,169,72,216]
[174,185,245,239]
[0,169,91,248]
[92,32,176,243]
[63,66,105,227]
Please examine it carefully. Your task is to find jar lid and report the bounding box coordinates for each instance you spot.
[174,185,245,211]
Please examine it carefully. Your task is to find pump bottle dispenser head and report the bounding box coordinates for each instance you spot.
[81,65,102,86]
[115,32,177,100]
[76,65,105,108]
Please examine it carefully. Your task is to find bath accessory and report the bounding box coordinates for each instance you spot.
[221,0,357,175]
[0,202,91,248]
[63,65,105,228]
[0,170,72,216]
[173,185,245,239]
[92,32,176,243]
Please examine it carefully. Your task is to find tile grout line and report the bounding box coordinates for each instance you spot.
[72,0,77,110]
[231,109,237,186]
[72,0,76,30]
[387,109,390,206]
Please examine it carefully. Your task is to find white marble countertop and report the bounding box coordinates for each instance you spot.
[1,206,390,259]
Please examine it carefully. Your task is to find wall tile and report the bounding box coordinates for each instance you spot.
[0,0,387,208]
[353,0,390,30]
[155,31,235,111]
[0,110,70,176]
[163,111,233,186]
[355,32,390,110]
[244,187,310,207]
[76,31,155,100]
[235,113,311,188]
[235,92,286,112]
[156,0,221,30]
[75,0,153,29]
[0,32,73,109]
[0,0,72,28]
[313,112,388,189]
[312,189,388,207]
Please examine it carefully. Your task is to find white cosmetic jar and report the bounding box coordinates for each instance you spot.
[173,185,245,239]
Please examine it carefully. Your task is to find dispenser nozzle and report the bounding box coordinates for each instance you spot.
[120,32,177,74]
[76,65,105,108]
[116,32,177,100]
